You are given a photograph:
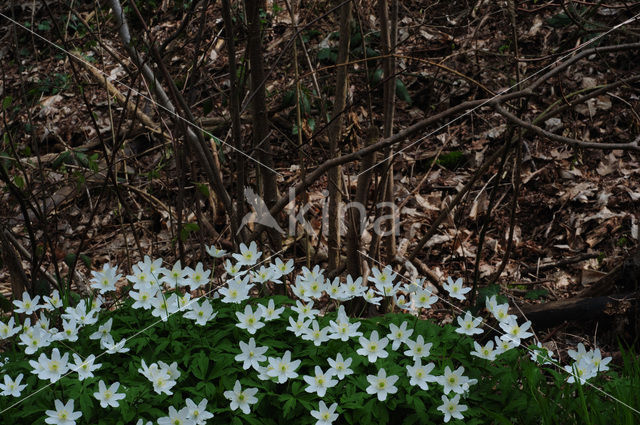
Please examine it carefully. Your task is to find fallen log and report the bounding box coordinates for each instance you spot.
[518,247,640,342]
[519,292,636,330]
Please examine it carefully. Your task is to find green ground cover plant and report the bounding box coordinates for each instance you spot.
[0,244,638,424]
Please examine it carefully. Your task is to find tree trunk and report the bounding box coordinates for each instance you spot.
[327,0,352,271]
[246,0,280,249]
[380,0,398,264]
[222,0,246,246]
[346,128,378,278]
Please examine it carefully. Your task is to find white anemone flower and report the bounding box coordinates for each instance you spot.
[437,394,468,423]
[310,401,339,425]
[224,380,259,414]
[356,331,389,363]
[365,368,399,401]
[45,399,82,425]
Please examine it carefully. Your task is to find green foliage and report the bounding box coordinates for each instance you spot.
[436,151,465,169]
[524,289,548,300]
[195,182,210,197]
[27,73,70,98]
[395,79,412,104]
[546,11,577,28]
[51,150,99,172]
[1,290,638,424]
[317,47,338,65]
[2,96,12,110]
[13,175,25,189]
[179,222,200,241]
[477,284,507,307]
[0,292,13,313]
[301,29,321,44]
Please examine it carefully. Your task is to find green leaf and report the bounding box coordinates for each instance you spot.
[318,48,337,64]
[78,392,93,416]
[0,293,13,312]
[75,151,89,167]
[204,381,216,398]
[291,380,302,395]
[477,284,508,307]
[546,13,572,28]
[52,151,72,169]
[371,68,383,84]
[436,151,465,169]
[191,352,209,380]
[153,338,170,355]
[395,79,412,104]
[412,396,426,414]
[281,395,296,417]
[88,153,99,172]
[64,253,76,267]
[282,89,296,108]
[180,222,200,241]
[2,96,12,109]
[80,254,91,269]
[13,175,24,189]
[121,402,135,422]
[300,92,311,115]
[525,289,549,300]
[196,183,210,197]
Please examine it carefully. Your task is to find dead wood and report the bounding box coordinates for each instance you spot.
[519,248,640,337]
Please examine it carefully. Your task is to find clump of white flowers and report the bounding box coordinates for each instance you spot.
[0,243,615,425]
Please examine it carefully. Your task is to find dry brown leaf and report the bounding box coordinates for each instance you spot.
[424,234,451,248]
[554,272,573,288]
[596,161,615,176]
[415,193,440,211]
[580,269,607,286]
[527,15,544,37]
[624,187,640,201]
[469,190,488,220]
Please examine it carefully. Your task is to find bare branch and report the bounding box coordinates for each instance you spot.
[495,104,640,152]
